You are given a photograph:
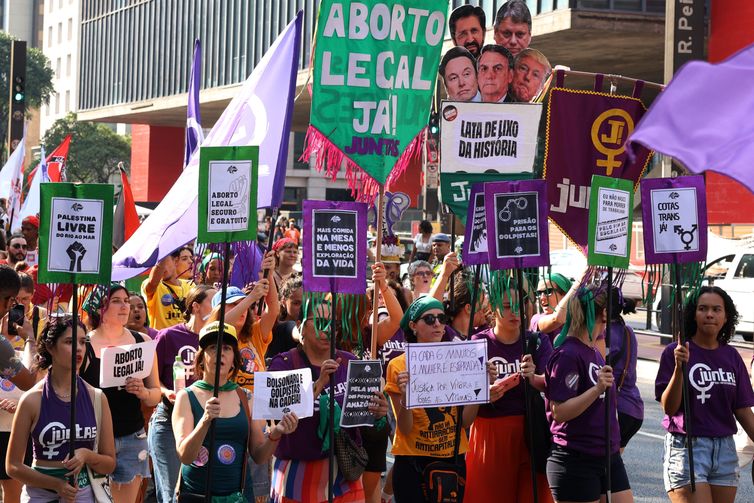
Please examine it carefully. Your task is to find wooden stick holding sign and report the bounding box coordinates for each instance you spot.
[197,145,259,500]
[461,183,489,340]
[38,182,114,485]
[640,175,708,493]
[371,187,385,359]
[484,179,550,503]
[302,199,368,503]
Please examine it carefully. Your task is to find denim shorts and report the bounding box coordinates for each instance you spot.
[112,428,151,484]
[663,433,739,491]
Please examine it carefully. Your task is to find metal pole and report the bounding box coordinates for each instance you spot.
[516,268,538,503]
[449,215,456,312]
[674,261,695,492]
[370,186,385,358]
[605,267,613,503]
[328,293,336,503]
[68,285,78,487]
[204,240,231,501]
[465,265,482,339]
[257,208,279,316]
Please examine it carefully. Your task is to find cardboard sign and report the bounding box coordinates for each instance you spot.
[198,146,259,244]
[461,183,489,266]
[99,340,156,388]
[340,360,382,428]
[39,183,114,285]
[406,340,489,409]
[641,175,708,264]
[484,179,550,270]
[303,200,367,294]
[252,368,314,420]
[587,175,634,268]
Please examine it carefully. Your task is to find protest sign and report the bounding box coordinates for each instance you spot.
[406,339,489,408]
[252,369,314,420]
[340,360,382,428]
[440,101,541,221]
[99,340,157,388]
[587,175,634,268]
[544,87,652,251]
[641,175,707,264]
[484,179,549,270]
[305,0,448,200]
[198,146,259,244]
[303,200,367,294]
[461,183,488,266]
[38,183,113,284]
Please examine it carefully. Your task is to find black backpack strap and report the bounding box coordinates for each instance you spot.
[32,306,40,341]
[452,405,464,464]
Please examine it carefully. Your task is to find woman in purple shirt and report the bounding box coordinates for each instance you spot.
[656,286,754,502]
[545,284,632,503]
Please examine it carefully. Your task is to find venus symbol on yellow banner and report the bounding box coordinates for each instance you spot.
[590,108,634,176]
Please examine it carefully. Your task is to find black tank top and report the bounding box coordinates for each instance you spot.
[80,330,146,437]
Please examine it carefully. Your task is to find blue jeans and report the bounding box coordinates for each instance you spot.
[149,402,180,503]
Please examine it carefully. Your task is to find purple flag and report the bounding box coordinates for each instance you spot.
[462,183,488,266]
[485,179,550,270]
[640,176,708,265]
[628,43,754,195]
[111,12,302,280]
[184,39,204,168]
[303,200,367,295]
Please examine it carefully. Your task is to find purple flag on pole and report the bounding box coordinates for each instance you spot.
[184,39,204,168]
[628,43,754,195]
[111,12,302,281]
[462,183,488,266]
[303,200,367,295]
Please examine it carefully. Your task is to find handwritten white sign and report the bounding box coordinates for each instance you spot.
[252,369,314,420]
[406,340,489,409]
[99,340,156,388]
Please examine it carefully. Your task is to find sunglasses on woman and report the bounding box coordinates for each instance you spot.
[536,288,554,297]
[418,313,448,325]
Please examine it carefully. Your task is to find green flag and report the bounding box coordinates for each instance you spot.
[39,183,114,285]
[587,175,634,268]
[198,146,259,244]
[306,0,449,199]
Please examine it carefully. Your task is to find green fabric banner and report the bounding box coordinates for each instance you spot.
[198,146,259,244]
[587,175,634,268]
[38,183,114,285]
[307,0,449,198]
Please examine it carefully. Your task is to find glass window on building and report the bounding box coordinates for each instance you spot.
[292,132,310,170]
[66,54,71,76]
[325,188,356,202]
[67,18,72,40]
[65,91,70,112]
[282,187,307,212]
[56,58,61,78]
[57,22,62,43]
[54,93,60,114]
[48,26,52,46]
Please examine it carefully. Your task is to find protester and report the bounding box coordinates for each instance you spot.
[268,301,387,503]
[545,284,633,503]
[5,273,47,352]
[142,250,193,330]
[0,370,26,503]
[430,233,452,277]
[373,237,410,306]
[385,297,494,502]
[149,283,216,503]
[440,272,491,341]
[467,284,553,502]
[512,48,552,102]
[284,220,301,245]
[6,316,117,502]
[173,321,299,500]
[656,286,754,502]
[2,233,27,269]
[176,246,195,281]
[267,274,302,359]
[127,292,157,339]
[429,250,459,299]
[407,261,433,299]
[448,4,486,58]
[409,220,434,262]
[272,238,299,291]
[494,0,533,56]
[530,272,579,343]
[478,44,515,103]
[81,284,162,503]
[20,216,39,267]
[594,288,644,452]
[198,252,223,285]
[0,266,37,391]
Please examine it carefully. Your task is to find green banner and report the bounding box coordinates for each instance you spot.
[198,146,259,244]
[587,175,634,268]
[39,183,114,285]
[310,0,448,185]
[441,173,532,224]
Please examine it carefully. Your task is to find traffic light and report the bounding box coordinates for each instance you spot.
[429,112,439,135]
[7,40,26,155]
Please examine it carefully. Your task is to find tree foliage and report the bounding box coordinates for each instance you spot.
[37,113,131,183]
[0,32,55,156]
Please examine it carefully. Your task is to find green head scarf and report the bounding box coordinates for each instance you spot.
[553,286,597,348]
[545,273,572,294]
[399,297,444,331]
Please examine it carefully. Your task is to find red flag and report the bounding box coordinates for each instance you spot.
[113,165,140,248]
[27,134,72,186]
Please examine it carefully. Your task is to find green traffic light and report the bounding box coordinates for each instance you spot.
[14,92,24,101]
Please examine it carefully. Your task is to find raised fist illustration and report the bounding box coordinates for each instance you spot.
[66,241,87,272]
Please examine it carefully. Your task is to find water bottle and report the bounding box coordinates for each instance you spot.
[173,356,186,393]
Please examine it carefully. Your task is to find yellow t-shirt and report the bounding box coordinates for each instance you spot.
[385,354,468,457]
[234,320,273,393]
[141,279,193,330]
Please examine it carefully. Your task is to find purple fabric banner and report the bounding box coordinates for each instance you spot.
[484,179,550,270]
[462,183,488,266]
[184,39,204,168]
[544,88,652,251]
[303,200,367,294]
[640,176,708,265]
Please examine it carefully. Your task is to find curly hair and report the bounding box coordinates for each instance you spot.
[35,316,87,371]
[683,286,739,344]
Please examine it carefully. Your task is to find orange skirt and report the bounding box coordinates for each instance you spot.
[465,415,553,503]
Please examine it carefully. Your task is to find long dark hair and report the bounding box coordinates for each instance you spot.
[35,316,86,371]
[89,284,129,329]
[183,284,215,322]
[684,286,739,344]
